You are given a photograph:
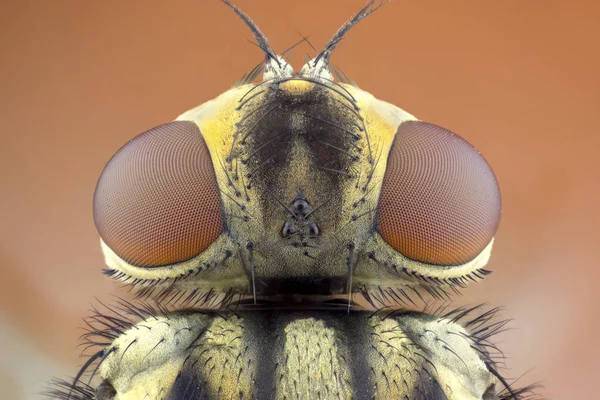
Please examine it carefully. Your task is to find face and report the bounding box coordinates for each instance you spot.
[46,1,535,399]
[92,59,500,305]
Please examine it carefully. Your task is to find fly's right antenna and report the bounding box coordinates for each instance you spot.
[300,0,391,81]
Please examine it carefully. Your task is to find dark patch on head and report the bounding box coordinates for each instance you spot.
[235,81,363,230]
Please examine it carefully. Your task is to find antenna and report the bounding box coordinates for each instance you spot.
[301,0,390,80]
[219,0,279,66]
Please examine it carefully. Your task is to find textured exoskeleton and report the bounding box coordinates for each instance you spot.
[46,1,539,399]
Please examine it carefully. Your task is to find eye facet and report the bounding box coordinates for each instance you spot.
[378,120,501,266]
[93,121,223,268]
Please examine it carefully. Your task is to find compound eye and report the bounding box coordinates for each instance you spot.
[93,121,223,267]
[378,121,501,265]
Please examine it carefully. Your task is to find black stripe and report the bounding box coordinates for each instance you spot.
[243,311,277,399]
[343,312,373,399]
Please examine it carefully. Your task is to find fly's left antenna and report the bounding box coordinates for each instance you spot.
[219,0,293,81]
[218,0,277,65]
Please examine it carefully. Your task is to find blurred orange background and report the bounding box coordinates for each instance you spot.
[1,1,598,398]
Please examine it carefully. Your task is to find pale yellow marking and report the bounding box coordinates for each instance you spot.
[276,318,352,400]
[99,313,211,400]
[177,84,270,254]
[369,316,421,397]
[279,79,315,96]
[190,316,253,399]
[369,314,497,399]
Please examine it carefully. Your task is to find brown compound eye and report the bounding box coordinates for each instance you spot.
[93,121,223,268]
[377,120,501,266]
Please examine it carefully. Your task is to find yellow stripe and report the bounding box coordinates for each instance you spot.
[276,318,353,400]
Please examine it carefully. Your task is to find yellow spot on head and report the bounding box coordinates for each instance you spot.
[279,79,315,96]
